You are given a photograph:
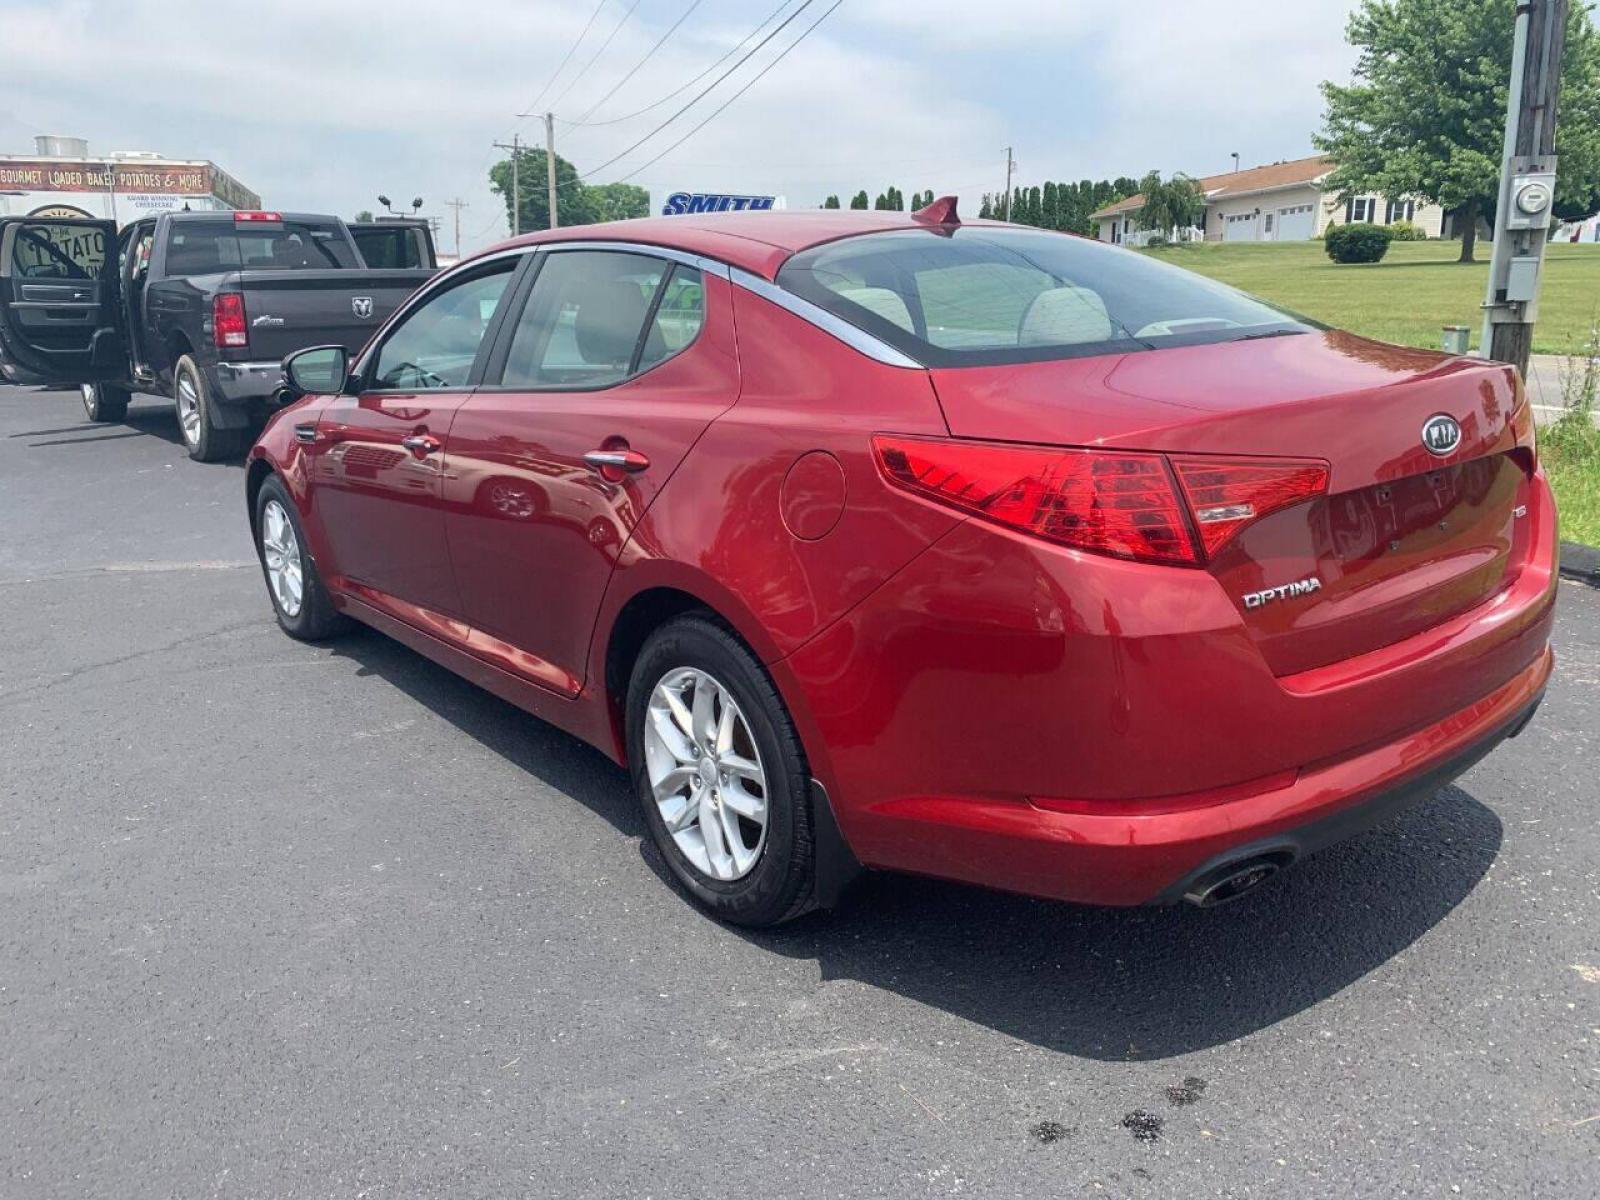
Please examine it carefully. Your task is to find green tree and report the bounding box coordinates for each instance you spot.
[1133,171,1206,236]
[490,146,595,231]
[849,190,870,210]
[585,182,650,223]
[1317,0,1600,262]
[823,194,841,209]
[354,210,374,223]
[978,194,995,219]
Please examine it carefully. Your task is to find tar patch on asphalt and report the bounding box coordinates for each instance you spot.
[1029,1120,1074,1145]
[1121,1110,1164,1142]
[1165,1076,1208,1106]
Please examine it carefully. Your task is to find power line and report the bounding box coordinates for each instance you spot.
[561,0,799,129]
[546,0,645,114]
[611,0,844,184]
[570,0,704,125]
[572,0,820,183]
[521,0,610,117]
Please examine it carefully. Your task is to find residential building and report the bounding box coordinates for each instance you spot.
[1090,154,1446,245]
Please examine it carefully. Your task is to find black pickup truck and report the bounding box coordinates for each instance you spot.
[0,211,436,460]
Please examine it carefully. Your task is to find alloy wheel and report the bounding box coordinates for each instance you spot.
[80,383,97,418]
[176,373,201,445]
[644,667,769,881]
[260,499,304,618]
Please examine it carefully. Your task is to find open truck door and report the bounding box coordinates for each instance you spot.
[0,217,125,386]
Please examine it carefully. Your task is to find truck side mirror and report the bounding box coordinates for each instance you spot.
[282,345,348,398]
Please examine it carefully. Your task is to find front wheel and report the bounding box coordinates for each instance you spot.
[254,474,348,641]
[626,616,816,927]
[80,381,130,423]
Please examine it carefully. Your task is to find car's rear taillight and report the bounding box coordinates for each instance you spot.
[872,435,1200,565]
[213,293,248,349]
[1170,456,1330,557]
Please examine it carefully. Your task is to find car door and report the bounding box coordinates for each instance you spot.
[306,254,522,625]
[0,217,126,386]
[441,247,738,697]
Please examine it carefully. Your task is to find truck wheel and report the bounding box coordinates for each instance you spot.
[254,474,348,641]
[80,382,130,423]
[173,355,245,462]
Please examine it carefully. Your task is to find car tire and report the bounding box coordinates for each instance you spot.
[254,474,348,641]
[626,615,816,927]
[80,381,130,423]
[173,354,245,462]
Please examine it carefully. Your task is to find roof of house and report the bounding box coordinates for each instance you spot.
[1089,155,1332,220]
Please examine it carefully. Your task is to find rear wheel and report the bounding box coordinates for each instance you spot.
[254,474,347,641]
[80,382,130,423]
[174,355,245,462]
[627,616,815,927]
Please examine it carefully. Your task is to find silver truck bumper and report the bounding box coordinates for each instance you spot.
[212,359,284,404]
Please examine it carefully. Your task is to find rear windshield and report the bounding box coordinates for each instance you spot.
[350,225,427,270]
[163,219,358,275]
[776,227,1315,367]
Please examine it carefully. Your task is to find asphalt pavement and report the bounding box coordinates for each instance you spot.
[2,385,1597,1199]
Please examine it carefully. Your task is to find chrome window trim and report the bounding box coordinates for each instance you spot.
[532,239,733,280]
[728,268,925,370]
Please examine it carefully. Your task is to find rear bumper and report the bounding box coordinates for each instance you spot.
[212,359,285,405]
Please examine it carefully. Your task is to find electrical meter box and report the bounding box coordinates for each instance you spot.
[1506,171,1557,231]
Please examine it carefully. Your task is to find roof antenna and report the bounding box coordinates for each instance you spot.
[912,195,960,226]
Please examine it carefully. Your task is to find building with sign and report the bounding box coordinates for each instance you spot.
[0,134,260,224]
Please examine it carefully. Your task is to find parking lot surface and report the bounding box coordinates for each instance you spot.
[3,385,1598,1199]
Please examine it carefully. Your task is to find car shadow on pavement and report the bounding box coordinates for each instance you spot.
[329,625,1502,1061]
[12,398,190,451]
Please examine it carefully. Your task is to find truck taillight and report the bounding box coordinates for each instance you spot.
[1170,456,1330,557]
[872,435,1200,566]
[213,293,248,348]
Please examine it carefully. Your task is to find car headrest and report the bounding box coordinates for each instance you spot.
[573,280,649,366]
[1018,286,1113,346]
[836,285,914,332]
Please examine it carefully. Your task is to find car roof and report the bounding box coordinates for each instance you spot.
[481,209,1012,281]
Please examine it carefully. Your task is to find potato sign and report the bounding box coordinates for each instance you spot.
[12,222,106,279]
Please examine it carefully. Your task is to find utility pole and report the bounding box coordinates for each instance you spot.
[492,133,523,235]
[445,197,468,257]
[1481,0,1568,377]
[545,112,560,230]
[1002,147,1015,222]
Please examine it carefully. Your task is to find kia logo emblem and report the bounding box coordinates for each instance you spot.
[1421,414,1462,457]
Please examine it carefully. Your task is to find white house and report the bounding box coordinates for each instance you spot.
[1091,155,1447,245]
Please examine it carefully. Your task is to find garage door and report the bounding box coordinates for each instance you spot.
[1276,204,1315,240]
[1224,213,1257,242]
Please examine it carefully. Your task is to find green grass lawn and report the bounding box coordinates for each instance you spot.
[1142,239,1600,356]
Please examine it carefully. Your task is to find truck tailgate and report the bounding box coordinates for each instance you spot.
[224,268,434,361]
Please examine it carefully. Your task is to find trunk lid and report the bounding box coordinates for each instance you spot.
[222,267,435,361]
[928,331,1531,675]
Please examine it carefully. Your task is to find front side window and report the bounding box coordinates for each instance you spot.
[10,222,106,279]
[352,225,425,270]
[369,262,515,390]
[499,250,674,389]
[777,227,1313,367]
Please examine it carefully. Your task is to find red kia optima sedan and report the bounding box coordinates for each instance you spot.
[247,201,1556,926]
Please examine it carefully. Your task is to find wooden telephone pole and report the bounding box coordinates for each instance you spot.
[444,197,468,257]
[545,112,560,230]
[491,133,522,235]
[1002,147,1015,221]
[1481,0,1569,376]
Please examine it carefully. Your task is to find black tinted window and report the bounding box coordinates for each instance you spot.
[11,222,106,279]
[370,263,515,390]
[777,227,1314,367]
[500,251,668,389]
[351,226,424,269]
[164,219,358,274]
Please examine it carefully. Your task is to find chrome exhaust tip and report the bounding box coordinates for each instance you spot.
[1183,857,1283,908]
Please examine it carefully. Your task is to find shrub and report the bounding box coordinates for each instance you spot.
[1324,222,1393,263]
[1144,233,1169,248]
[1386,220,1427,241]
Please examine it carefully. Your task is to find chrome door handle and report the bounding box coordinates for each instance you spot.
[583,448,650,473]
[402,434,441,455]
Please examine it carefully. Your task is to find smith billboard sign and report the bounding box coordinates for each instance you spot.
[661,192,781,215]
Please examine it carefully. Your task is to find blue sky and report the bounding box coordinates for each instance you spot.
[0,0,1360,251]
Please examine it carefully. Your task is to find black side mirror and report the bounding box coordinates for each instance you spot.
[282,344,349,398]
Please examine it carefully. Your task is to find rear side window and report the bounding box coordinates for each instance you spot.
[164,219,358,274]
[351,225,425,270]
[10,222,106,279]
[777,227,1314,367]
[499,250,679,389]
[637,266,705,373]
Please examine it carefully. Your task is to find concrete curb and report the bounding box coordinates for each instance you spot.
[1560,540,1600,585]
